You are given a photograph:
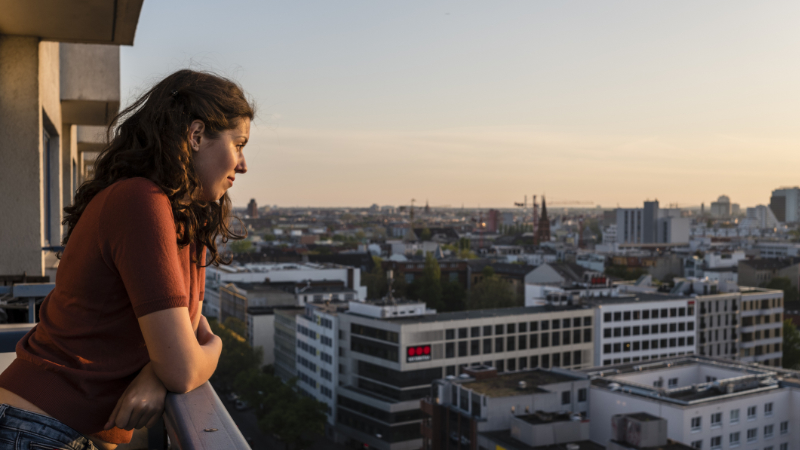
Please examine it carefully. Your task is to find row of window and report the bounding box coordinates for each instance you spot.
[691,405,779,431]
[603,337,694,354]
[297,324,317,339]
[321,368,333,381]
[699,299,738,314]
[691,426,787,450]
[321,335,333,347]
[320,385,333,398]
[742,314,782,326]
[445,317,592,340]
[298,372,317,389]
[321,352,333,364]
[445,351,585,375]
[297,355,317,372]
[297,339,318,357]
[603,307,692,322]
[740,298,782,311]
[742,329,781,342]
[319,316,334,329]
[603,322,694,338]
[446,330,592,358]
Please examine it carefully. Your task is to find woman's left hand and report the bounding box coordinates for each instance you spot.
[104,362,167,431]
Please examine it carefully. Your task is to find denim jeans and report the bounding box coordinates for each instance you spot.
[0,404,97,450]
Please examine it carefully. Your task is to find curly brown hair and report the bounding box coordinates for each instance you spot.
[62,69,256,266]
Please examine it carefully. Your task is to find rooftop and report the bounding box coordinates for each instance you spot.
[740,257,800,270]
[461,369,580,398]
[517,411,582,425]
[479,433,604,450]
[382,304,589,324]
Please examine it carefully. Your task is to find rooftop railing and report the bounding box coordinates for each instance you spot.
[0,322,249,450]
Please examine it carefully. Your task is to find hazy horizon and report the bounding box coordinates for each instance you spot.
[121,1,800,210]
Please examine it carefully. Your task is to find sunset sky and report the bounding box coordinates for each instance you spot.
[121,1,800,209]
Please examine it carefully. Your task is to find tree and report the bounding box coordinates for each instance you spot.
[783,319,800,370]
[466,268,517,310]
[229,239,253,253]
[209,318,262,391]
[441,280,466,312]
[363,256,388,299]
[258,378,328,450]
[418,253,443,310]
[763,277,799,302]
[420,227,432,241]
[263,234,276,241]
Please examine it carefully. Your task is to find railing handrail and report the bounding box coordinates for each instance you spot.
[163,382,250,450]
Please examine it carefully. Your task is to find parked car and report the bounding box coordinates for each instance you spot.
[235,400,249,411]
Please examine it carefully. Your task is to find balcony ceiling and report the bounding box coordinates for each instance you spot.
[0,0,143,45]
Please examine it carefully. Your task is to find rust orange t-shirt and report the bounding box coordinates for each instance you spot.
[0,177,206,444]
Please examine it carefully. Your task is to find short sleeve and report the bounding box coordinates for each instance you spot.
[99,178,189,318]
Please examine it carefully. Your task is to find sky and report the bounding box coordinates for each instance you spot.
[121,1,800,209]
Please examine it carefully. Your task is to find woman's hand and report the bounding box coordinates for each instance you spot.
[104,362,167,431]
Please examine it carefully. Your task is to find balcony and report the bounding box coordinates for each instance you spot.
[0,323,249,450]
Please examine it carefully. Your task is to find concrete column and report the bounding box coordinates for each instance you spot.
[0,36,43,276]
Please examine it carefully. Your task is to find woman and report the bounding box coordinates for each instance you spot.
[0,69,255,450]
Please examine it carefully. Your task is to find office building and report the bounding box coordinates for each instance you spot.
[333,300,595,450]
[770,187,800,223]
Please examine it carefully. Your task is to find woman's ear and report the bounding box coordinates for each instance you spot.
[188,120,206,152]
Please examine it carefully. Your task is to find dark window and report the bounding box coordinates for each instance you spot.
[563,330,571,345]
[552,319,560,329]
[507,323,516,334]
[507,336,515,351]
[633,326,640,335]
[471,327,480,338]
[483,339,492,354]
[471,340,480,355]
[496,359,505,372]
[604,344,612,354]
[541,333,549,347]
[562,391,571,405]
[351,324,399,343]
[508,358,516,371]
[519,357,528,370]
[633,341,640,351]
[574,329,581,343]
[542,354,550,368]
[651,309,659,318]
[583,329,592,342]
[623,311,631,321]
[614,327,622,337]
[495,337,504,352]
[563,318,571,328]
[446,329,455,340]
[552,332,560,346]
[688,322,694,331]
[495,325,504,335]
[552,353,561,367]
[584,317,592,326]
[669,338,676,348]
[613,343,621,353]
[574,350,582,365]
[531,355,539,368]
[541,321,550,331]
[578,388,587,402]
[604,312,612,322]
[563,351,571,366]
[530,334,538,348]
[530,321,538,331]
[351,337,399,362]
[642,310,650,319]
[573,318,581,327]
[519,322,527,333]
[604,329,612,338]
[446,342,455,358]
[483,325,492,336]
[670,308,677,317]
[661,308,668,317]
[614,312,622,321]
[458,328,468,339]
[623,342,631,352]
[679,307,686,316]
[357,362,442,388]
[642,326,649,335]
[633,311,640,320]
[669,323,677,332]
[624,327,631,336]
[660,324,668,333]
[519,335,527,350]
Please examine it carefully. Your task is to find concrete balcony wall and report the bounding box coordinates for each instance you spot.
[0,37,63,276]
[60,43,120,126]
[77,125,107,184]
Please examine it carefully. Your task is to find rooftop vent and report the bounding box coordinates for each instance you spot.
[518,381,527,390]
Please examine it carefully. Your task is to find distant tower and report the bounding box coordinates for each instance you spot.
[424,199,430,215]
[246,198,259,218]
[535,196,551,245]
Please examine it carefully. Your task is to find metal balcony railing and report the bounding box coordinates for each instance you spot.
[0,323,249,450]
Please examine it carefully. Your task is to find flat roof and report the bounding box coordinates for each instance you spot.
[381,305,589,324]
[462,369,579,397]
[479,433,604,450]
[584,293,688,305]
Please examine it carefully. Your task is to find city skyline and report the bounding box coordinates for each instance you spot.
[121,1,800,208]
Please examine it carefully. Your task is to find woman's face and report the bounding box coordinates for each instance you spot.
[190,118,250,202]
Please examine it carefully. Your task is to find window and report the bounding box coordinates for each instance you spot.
[691,440,702,449]
[765,402,773,417]
[746,428,757,442]
[530,321,538,331]
[561,391,571,405]
[710,436,721,450]
[764,425,774,439]
[471,327,480,337]
[711,413,722,428]
[747,406,756,420]
[604,312,612,322]
[483,338,492,354]
[446,329,455,340]
[458,328,468,339]
[781,444,789,450]
[668,378,678,388]
[692,417,702,431]
[578,388,587,402]
[780,421,788,435]
[730,409,739,424]
[729,432,740,447]
[484,325,492,336]
[495,338,504,353]
[507,323,515,334]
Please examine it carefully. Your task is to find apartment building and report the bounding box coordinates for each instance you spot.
[586,356,799,450]
[0,3,142,278]
[333,301,596,450]
[422,366,593,450]
[274,308,305,382]
[295,301,347,428]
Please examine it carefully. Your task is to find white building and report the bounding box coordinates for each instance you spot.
[591,294,697,366]
[294,301,346,427]
[744,205,780,229]
[207,262,367,300]
[586,356,798,450]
